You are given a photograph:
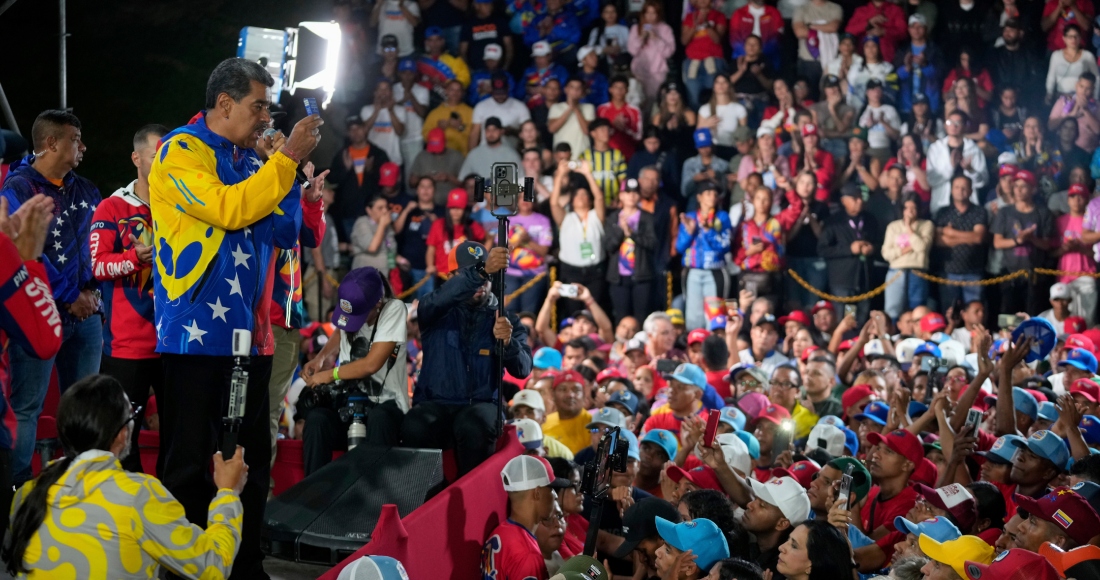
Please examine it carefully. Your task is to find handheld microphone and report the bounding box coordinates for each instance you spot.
[262,128,313,189]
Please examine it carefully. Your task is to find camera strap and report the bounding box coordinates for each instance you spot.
[363,299,402,401]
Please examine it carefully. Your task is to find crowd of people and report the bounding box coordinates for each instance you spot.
[6,0,1100,578]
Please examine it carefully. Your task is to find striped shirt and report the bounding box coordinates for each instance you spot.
[579,147,626,206]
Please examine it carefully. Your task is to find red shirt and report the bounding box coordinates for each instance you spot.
[482,519,549,580]
[426,219,487,274]
[561,513,587,558]
[683,10,727,61]
[1043,0,1095,51]
[863,484,918,562]
[992,480,1019,523]
[597,102,643,160]
[790,149,835,201]
[642,406,705,435]
[706,370,730,399]
[844,1,907,63]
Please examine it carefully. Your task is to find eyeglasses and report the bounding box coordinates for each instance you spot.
[769,380,797,389]
[114,403,143,437]
[945,120,960,127]
[589,426,612,434]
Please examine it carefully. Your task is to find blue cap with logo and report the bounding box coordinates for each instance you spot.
[641,429,678,461]
[655,517,730,571]
[1038,401,1060,423]
[1013,387,1039,421]
[915,343,943,358]
[842,427,860,456]
[719,406,747,431]
[1062,348,1100,374]
[732,430,760,459]
[1081,416,1100,446]
[854,401,891,426]
[398,58,417,72]
[1011,430,1070,471]
[425,26,444,38]
[709,315,727,331]
[976,434,1024,465]
[894,516,962,543]
[586,407,627,431]
[693,128,714,149]
[621,429,641,461]
[909,401,930,418]
[669,363,708,390]
[609,390,639,415]
[532,347,562,370]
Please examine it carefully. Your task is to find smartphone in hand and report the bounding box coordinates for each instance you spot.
[703,410,720,448]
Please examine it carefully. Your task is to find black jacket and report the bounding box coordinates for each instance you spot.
[415,265,532,406]
[989,46,1044,108]
[327,143,390,224]
[817,210,881,291]
[603,209,658,283]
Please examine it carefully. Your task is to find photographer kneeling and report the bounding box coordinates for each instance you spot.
[300,267,408,475]
[4,375,246,578]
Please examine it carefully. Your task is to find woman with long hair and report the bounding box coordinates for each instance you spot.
[4,375,246,578]
[424,188,486,281]
[1013,115,1056,181]
[676,180,732,331]
[586,2,629,71]
[776,520,858,580]
[991,87,1027,146]
[881,193,934,320]
[846,36,896,110]
[1046,24,1098,102]
[783,172,828,311]
[627,0,675,105]
[697,73,748,148]
[394,176,440,299]
[899,94,943,150]
[604,179,658,323]
[735,187,785,309]
[518,119,553,169]
[731,35,775,128]
[652,81,698,155]
[944,77,989,141]
[942,46,994,107]
[549,159,608,311]
[760,79,804,148]
[824,34,861,94]
[737,126,791,194]
[882,133,931,202]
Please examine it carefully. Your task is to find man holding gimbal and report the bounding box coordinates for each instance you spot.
[400,240,532,476]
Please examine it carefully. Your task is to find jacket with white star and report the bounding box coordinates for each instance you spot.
[148,114,303,357]
[0,155,100,323]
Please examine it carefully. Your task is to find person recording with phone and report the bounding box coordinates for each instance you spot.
[400,241,532,477]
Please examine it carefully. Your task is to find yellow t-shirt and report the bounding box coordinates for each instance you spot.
[543,411,593,455]
[792,403,817,440]
[423,103,474,155]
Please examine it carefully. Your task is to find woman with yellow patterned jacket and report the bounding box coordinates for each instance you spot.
[2,375,247,579]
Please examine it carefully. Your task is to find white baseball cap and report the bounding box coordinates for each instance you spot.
[532,41,552,57]
[896,337,927,365]
[483,43,503,61]
[511,389,546,413]
[577,45,599,63]
[748,476,812,523]
[511,418,544,450]
[1051,283,1072,300]
[714,433,752,476]
[805,423,847,457]
[501,455,568,492]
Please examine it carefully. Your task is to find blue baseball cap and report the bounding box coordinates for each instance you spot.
[817,415,845,428]
[559,317,575,330]
[1062,348,1100,374]
[693,128,714,149]
[338,555,410,579]
[854,401,890,426]
[425,26,444,38]
[641,429,678,461]
[655,517,730,571]
[975,434,1024,465]
[609,390,639,415]
[1013,387,1039,421]
[1081,415,1100,446]
[719,406,747,431]
[1038,401,1060,423]
[586,407,627,430]
[1011,430,1070,471]
[709,315,727,331]
[908,401,930,418]
[841,427,860,456]
[398,58,417,72]
[532,347,562,370]
[732,430,760,459]
[914,343,942,358]
[621,429,641,461]
[669,363,707,390]
[894,516,961,543]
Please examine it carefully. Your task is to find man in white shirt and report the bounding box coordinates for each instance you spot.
[394,58,429,182]
[459,117,525,180]
[360,79,408,166]
[469,72,531,150]
[371,0,420,57]
[926,109,987,214]
[548,78,596,160]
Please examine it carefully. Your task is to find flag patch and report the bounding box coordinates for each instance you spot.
[1053,509,1074,529]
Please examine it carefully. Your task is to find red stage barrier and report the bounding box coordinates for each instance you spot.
[317,426,522,580]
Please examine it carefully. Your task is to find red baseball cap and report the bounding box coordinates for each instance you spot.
[667,465,724,492]
[838,339,856,353]
[553,370,586,390]
[778,311,811,327]
[867,429,924,465]
[842,384,876,415]
[801,123,818,137]
[1071,378,1100,403]
[920,312,947,334]
[595,367,624,384]
[799,345,820,363]
[757,405,793,426]
[811,301,834,315]
[998,163,1019,177]
[446,188,469,209]
[1015,487,1100,546]
[426,127,446,153]
[971,389,992,413]
[1067,333,1097,353]
[964,548,1059,580]
[379,161,400,187]
[1065,316,1088,334]
[916,483,978,533]
[687,328,710,346]
[1069,183,1090,197]
[772,460,820,490]
[912,457,939,487]
[1083,329,1100,357]
[1014,169,1037,187]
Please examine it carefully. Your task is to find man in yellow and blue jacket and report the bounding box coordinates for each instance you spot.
[147,57,323,579]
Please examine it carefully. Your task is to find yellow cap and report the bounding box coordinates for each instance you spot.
[919,535,994,578]
[666,309,685,325]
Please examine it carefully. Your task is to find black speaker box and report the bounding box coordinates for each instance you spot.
[262,444,444,565]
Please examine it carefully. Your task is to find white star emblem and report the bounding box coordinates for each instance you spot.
[52,229,61,237]
[62,210,68,216]
[53,241,62,251]
[79,201,88,209]
[244,226,252,237]
[226,274,242,297]
[231,244,251,269]
[182,319,207,344]
[69,203,76,211]
[156,320,162,335]
[91,204,96,212]
[56,253,67,265]
[55,217,64,226]
[208,297,230,322]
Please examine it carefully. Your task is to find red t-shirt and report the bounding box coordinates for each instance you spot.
[706,370,731,399]
[863,485,919,562]
[1043,0,1095,51]
[561,513,587,558]
[683,10,727,61]
[482,519,549,580]
[425,219,487,274]
[597,102,642,160]
[642,407,705,435]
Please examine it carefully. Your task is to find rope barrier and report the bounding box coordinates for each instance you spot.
[910,270,1028,286]
[395,273,435,299]
[667,271,673,310]
[503,271,548,306]
[1035,268,1100,279]
[787,269,903,303]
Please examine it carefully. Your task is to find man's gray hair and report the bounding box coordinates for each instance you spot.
[888,556,928,580]
[205,58,274,109]
[642,312,671,335]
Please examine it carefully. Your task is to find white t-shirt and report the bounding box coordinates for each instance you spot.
[377,0,420,57]
[472,98,532,131]
[857,104,900,150]
[338,299,410,412]
[393,83,429,146]
[558,209,604,266]
[698,102,748,146]
[360,104,409,165]
[549,102,597,160]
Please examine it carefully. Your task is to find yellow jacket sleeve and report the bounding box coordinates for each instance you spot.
[151,134,299,231]
[136,481,242,579]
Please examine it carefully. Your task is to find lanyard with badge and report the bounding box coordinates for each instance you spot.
[579,211,596,263]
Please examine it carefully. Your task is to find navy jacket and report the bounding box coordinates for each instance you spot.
[415,265,531,406]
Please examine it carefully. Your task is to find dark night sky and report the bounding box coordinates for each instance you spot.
[1,0,332,193]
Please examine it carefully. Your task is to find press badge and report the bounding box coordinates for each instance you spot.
[579,241,595,262]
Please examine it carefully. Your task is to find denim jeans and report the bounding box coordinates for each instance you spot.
[884,269,930,320]
[938,273,983,309]
[505,271,548,315]
[787,257,827,310]
[681,59,727,110]
[684,268,729,331]
[10,316,102,485]
[410,268,435,300]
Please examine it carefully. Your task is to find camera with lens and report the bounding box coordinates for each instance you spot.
[581,426,628,499]
[473,162,535,218]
